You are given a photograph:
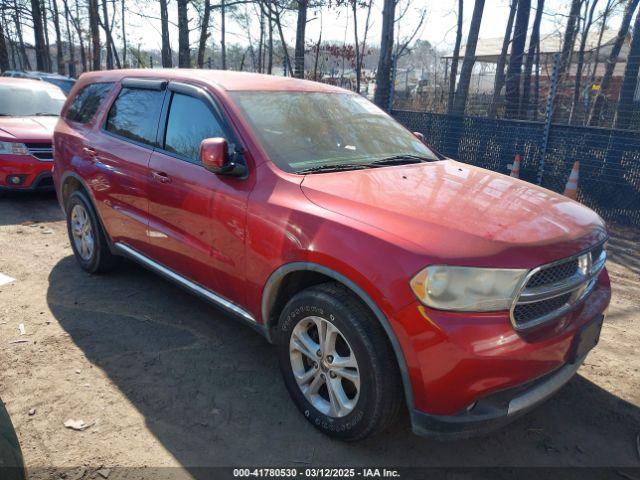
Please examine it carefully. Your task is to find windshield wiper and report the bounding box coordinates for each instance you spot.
[296,163,371,174]
[33,113,59,116]
[366,154,432,166]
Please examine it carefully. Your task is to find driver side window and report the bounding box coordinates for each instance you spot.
[164,93,226,164]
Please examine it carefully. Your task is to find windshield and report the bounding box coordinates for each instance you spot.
[230,91,438,173]
[0,84,65,116]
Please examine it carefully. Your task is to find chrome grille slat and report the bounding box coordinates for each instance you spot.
[24,142,53,161]
[510,244,606,330]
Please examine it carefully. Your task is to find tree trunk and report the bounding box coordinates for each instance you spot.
[88,0,101,70]
[505,0,530,118]
[273,5,292,75]
[221,0,226,69]
[0,16,9,72]
[51,0,65,74]
[451,0,486,115]
[159,0,171,67]
[614,7,640,129]
[294,0,307,78]
[352,1,360,92]
[31,0,48,70]
[569,0,598,124]
[589,0,612,85]
[589,0,640,125]
[121,0,126,66]
[488,0,517,117]
[14,1,30,69]
[41,0,52,71]
[520,0,544,118]
[177,0,190,67]
[558,0,582,78]
[197,0,211,68]
[257,5,264,72]
[373,0,395,109]
[447,0,463,112]
[101,0,113,69]
[267,14,273,74]
[62,0,75,75]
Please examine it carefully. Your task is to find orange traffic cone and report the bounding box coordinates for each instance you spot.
[564,161,580,200]
[510,154,521,178]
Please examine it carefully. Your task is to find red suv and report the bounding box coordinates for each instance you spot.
[0,78,65,191]
[53,70,611,441]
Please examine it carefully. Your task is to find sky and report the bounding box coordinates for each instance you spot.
[89,0,625,56]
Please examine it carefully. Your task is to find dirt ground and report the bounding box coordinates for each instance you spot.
[0,191,638,479]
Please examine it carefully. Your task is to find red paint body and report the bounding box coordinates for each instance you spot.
[53,70,611,420]
[0,78,60,190]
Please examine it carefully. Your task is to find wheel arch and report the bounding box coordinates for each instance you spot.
[262,261,415,411]
[59,171,116,253]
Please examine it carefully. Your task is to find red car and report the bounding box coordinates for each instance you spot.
[0,77,65,191]
[53,70,610,441]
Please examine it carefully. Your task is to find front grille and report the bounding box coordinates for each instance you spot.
[513,293,572,324]
[527,259,579,288]
[24,142,53,161]
[511,243,607,330]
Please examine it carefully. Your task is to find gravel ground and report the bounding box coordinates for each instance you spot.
[0,191,638,479]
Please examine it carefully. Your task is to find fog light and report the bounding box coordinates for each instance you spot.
[7,175,25,185]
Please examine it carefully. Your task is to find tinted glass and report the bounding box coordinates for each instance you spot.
[0,84,65,116]
[230,92,437,173]
[106,88,164,146]
[164,93,225,162]
[66,82,113,123]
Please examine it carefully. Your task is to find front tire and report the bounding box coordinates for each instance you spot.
[276,282,402,441]
[65,191,119,274]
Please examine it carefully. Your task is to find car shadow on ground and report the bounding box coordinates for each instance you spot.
[46,255,640,473]
[0,191,61,227]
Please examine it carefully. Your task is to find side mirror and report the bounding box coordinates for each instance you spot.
[413,131,425,142]
[200,137,246,177]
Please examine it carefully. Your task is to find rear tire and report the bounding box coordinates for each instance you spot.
[65,190,119,274]
[276,282,402,441]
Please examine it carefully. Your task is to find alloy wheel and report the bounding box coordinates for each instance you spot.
[289,315,360,418]
[70,204,95,261]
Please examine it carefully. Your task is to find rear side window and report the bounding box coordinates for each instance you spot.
[66,82,113,123]
[164,93,226,162]
[105,88,164,146]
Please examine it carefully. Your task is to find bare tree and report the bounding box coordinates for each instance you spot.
[294,0,307,78]
[569,0,599,123]
[31,0,49,70]
[589,0,640,125]
[488,0,517,117]
[13,0,32,70]
[505,0,530,118]
[221,0,226,68]
[373,0,395,109]
[451,0,485,115]
[177,0,190,67]
[447,0,463,113]
[558,0,583,78]
[614,6,640,128]
[62,0,76,74]
[121,0,126,65]
[197,0,212,68]
[520,0,544,118]
[51,0,65,73]
[88,0,101,70]
[159,0,171,67]
[0,15,9,72]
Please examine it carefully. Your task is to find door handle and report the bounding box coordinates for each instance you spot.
[83,146,97,157]
[152,171,172,184]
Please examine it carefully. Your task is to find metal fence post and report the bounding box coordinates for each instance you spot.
[538,52,561,186]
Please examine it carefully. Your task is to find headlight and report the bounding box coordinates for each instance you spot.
[0,141,29,156]
[410,266,529,312]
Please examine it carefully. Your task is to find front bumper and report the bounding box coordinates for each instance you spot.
[0,155,54,190]
[393,269,611,439]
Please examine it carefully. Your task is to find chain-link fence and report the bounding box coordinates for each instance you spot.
[392,110,640,226]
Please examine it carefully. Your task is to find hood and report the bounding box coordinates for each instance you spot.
[0,116,58,142]
[300,160,607,268]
